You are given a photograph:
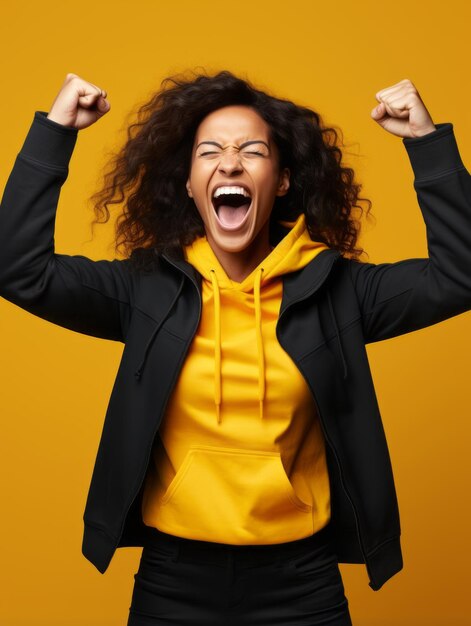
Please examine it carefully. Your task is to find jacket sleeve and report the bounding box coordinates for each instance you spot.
[0,111,135,343]
[348,122,471,344]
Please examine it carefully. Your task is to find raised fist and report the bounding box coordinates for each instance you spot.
[47,72,110,130]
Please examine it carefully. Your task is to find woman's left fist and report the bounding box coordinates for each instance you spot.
[371,79,436,138]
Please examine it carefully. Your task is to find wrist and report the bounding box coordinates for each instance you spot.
[46,112,75,129]
[413,125,437,138]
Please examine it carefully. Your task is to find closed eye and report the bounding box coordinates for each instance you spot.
[199,151,265,157]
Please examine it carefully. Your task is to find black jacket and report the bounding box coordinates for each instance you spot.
[1,111,470,591]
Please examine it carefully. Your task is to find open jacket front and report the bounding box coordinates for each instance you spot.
[0,111,470,591]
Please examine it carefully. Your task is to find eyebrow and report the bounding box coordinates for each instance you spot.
[196,140,270,150]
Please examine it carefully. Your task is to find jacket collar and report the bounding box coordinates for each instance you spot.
[133,248,347,384]
[162,248,341,310]
[162,254,202,292]
[279,248,341,315]
[278,248,347,380]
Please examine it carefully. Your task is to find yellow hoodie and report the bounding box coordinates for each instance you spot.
[141,213,333,544]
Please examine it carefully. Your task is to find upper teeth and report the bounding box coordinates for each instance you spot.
[213,186,251,198]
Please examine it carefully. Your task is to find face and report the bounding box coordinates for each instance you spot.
[186,105,290,258]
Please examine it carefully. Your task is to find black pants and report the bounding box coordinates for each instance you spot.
[127,522,353,625]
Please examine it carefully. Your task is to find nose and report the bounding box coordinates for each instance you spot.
[217,149,243,174]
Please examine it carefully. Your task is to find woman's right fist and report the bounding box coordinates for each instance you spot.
[47,73,110,130]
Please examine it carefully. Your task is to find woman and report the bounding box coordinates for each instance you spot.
[0,70,469,626]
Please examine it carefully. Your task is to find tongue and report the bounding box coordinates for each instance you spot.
[218,204,249,227]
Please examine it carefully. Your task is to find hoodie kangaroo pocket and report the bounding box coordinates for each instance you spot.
[156,445,314,544]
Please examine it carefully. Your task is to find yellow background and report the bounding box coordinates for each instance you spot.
[0,1,470,624]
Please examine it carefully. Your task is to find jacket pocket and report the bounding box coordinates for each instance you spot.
[156,445,314,544]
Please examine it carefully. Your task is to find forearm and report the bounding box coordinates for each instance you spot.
[0,111,78,298]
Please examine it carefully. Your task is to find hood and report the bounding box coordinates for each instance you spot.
[185,212,330,289]
[183,213,331,423]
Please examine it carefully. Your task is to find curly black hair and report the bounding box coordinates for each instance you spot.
[87,68,373,271]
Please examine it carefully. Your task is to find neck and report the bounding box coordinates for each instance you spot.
[208,232,273,283]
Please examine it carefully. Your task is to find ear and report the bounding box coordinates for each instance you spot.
[276,167,290,197]
[186,178,193,198]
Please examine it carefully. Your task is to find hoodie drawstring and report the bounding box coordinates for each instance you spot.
[254,268,265,421]
[327,288,348,380]
[209,267,266,424]
[134,276,185,381]
[210,270,222,424]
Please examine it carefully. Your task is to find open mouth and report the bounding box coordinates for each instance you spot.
[212,191,252,229]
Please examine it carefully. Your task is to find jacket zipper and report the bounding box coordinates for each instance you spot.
[275,258,368,564]
[116,258,202,546]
